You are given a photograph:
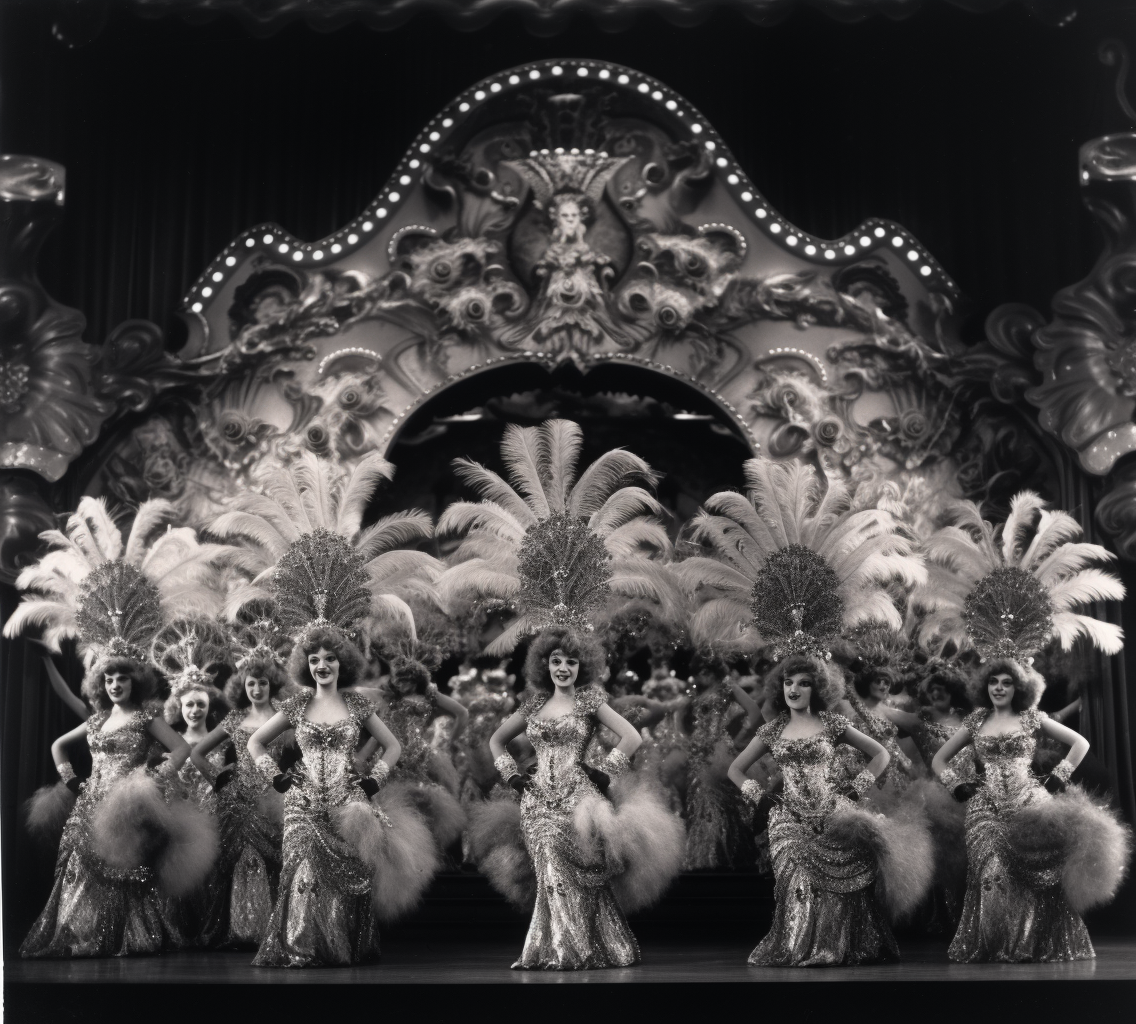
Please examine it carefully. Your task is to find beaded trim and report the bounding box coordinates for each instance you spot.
[155,757,179,780]
[255,753,279,782]
[850,768,876,799]
[740,778,765,806]
[603,748,631,778]
[938,765,961,792]
[494,752,519,782]
[1051,758,1075,785]
[56,761,76,783]
[371,758,391,786]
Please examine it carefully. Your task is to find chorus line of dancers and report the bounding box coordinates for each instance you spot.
[5,419,1131,968]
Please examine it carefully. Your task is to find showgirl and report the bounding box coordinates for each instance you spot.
[678,458,935,965]
[5,498,225,957]
[438,420,685,969]
[188,617,295,948]
[920,493,1133,962]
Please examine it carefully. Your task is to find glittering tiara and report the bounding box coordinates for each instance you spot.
[76,561,164,668]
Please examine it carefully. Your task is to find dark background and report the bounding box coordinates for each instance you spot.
[3,0,1136,947]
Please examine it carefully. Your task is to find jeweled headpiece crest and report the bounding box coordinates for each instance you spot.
[272,528,373,647]
[76,561,164,667]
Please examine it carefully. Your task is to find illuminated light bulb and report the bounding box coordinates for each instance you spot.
[474,91,486,100]
[225,256,237,266]
[787,235,798,245]
[755,208,767,219]
[824,250,835,259]
[638,82,649,93]
[389,193,400,203]
[859,236,871,246]
[490,82,502,92]
[578,68,589,77]
[362,221,374,231]
[409,159,420,169]
[652,90,663,100]
[278,243,289,253]
[552,66,564,76]
[212,271,223,281]
[400,175,411,185]
[419,144,430,153]
[331,243,342,254]
[529,69,540,80]
[201,287,212,297]
[459,102,470,112]
[874,227,886,237]
[509,75,520,85]
[377,208,388,218]
[314,250,324,260]
[727,174,739,185]
[192,302,203,312]
[907,249,919,261]
[348,233,359,244]
[618,74,629,84]
[805,244,817,255]
[292,251,303,262]
[770,223,782,234]
[741,191,752,202]
[920,265,932,276]
[892,235,903,247]
[263,234,274,244]
[245,238,255,247]
[666,100,677,110]
[844,245,855,255]
[429,131,440,141]
[691,124,703,133]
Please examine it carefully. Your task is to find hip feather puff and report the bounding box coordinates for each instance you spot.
[23,782,77,851]
[465,794,535,912]
[385,779,466,850]
[573,773,685,914]
[90,772,219,896]
[826,801,935,922]
[1006,787,1133,915]
[867,780,968,895]
[331,790,438,923]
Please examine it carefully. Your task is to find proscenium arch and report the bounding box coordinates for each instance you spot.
[171,57,963,509]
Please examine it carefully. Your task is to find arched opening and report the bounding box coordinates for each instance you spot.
[370,361,754,541]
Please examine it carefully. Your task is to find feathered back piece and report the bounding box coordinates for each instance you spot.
[916,491,1125,660]
[76,562,163,666]
[209,451,443,639]
[151,616,231,690]
[675,458,925,661]
[4,496,232,671]
[274,529,373,647]
[435,419,676,655]
[230,601,290,672]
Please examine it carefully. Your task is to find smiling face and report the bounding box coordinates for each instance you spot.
[783,671,814,712]
[987,671,1015,710]
[104,671,133,706]
[180,689,210,729]
[244,673,272,708]
[308,647,340,688]
[548,648,580,689]
[868,675,891,702]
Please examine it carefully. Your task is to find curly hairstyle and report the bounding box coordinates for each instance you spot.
[762,654,846,715]
[224,655,289,709]
[163,676,229,730]
[387,656,433,698]
[523,626,606,693]
[287,626,366,689]
[917,661,973,712]
[82,656,161,711]
[968,657,1046,712]
[851,662,902,699]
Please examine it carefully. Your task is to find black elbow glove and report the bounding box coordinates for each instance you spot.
[212,766,235,793]
[64,776,83,796]
[581,764,611,796]
[952,782,979,803]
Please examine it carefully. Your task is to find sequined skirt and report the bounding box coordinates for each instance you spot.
[206,797,283,948]
[21,838,174,959]
[749,805,898,967]
[252,805,379,967]
[949,792,1093,963]
[514,787,640,970]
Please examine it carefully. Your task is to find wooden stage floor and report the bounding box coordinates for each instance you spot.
[6,937,1136,1023]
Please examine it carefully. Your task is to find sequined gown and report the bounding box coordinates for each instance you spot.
[845,694,913,789]
[914,708,976,783]
[384,685,456,791]
[949,708,1093,963]
[164,739,229,947]
[254,691,382,967]
[683,684,758,870]
[21,704,183,958]
[514,686,640,970]
[749,712,899,967]
[207,709,289,948]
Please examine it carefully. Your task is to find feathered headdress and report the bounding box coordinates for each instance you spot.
[152,616,230,691]
[435,419,679,656]
[229,600,290,672]
[210,451,443,646]
[3,497,234,672]
[674,459,926,661]
[915,491,1125,661]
